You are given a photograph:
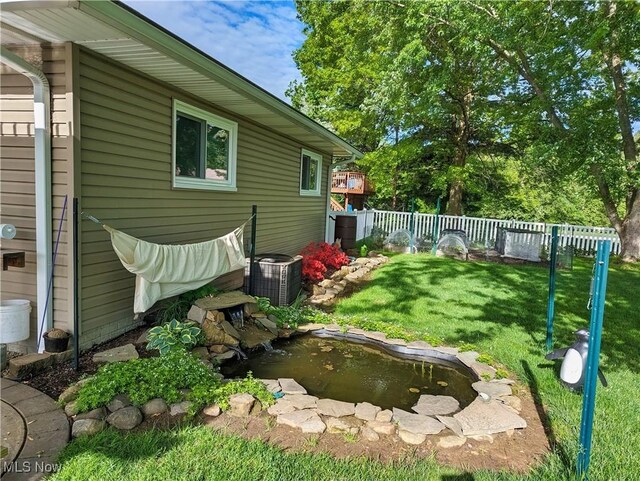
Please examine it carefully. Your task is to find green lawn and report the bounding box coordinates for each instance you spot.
[52,255,640,481]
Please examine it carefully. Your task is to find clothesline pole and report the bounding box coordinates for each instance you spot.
[248,204,257,295]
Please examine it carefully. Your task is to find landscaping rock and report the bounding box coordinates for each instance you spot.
[492,378,516,385]
[361,426,380,442]
[412,395,460,416]
[438,435,467,448]
[324,324,342,332]
[470,362,497,380]
[169,401,193,416]
[220,320,241,339]
[301,417,327,434]
[107,394,131,413]
[58,384,81,404]
[136,329,151,344]
[471,381,512,398]
[456,351,479,368]
[501,395,522,413]
[237,324,276,349]
[319,279,335,288]
[277,409,326,433]
[256,316,279,336]
[259,379,281,394]
[214,351,236,362]
[191,346,210,360]
[106,406,143,430]
[76,407,107,421]
[251,400,263,415]
[93,344,139,364]
[392,408,445,435]
[187,305,208,324]
[355,402,381,421]
[468,434,494,443]
[243,302,260,316]
[64,401,80,417]
[202,318,239,346]
[141,398,168,417]
[228,393,255,417]
[285,394,318,410]
[195,292,257,311]
[453,397,527,436]
[366,420,396,435]
[72,419,105,437]
[6,353,53,379]
[406,340,433,350]
[433,346,459,355]
[296,323,325,333]
[436,415,464,437]
[398,430,427,445]
[325,417,354,434]
[206,310,226,323]
[278,378,307,395]
[363,331,387,342]
[312,285,326,296]
[209,344,229,354]
[316,399,356,418]
[376,409,393,423]
[202,404,221,417]
[267,399,296,416]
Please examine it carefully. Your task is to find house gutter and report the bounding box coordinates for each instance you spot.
[0,46,53,351]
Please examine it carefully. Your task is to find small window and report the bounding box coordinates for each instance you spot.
[172,99,237,191]
[300,149,322,196]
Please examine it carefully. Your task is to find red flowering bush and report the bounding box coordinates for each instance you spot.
[300,242,350,283]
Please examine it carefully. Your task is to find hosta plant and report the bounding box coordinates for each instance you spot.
[146,319,201,355]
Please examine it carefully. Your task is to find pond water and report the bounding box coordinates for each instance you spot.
[221,334,477,411]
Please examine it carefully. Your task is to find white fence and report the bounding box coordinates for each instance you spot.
[330,209,621,256]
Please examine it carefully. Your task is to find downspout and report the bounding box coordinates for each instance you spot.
[1,47,53,352]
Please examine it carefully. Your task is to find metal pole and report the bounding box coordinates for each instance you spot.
[546,226,559,352]
[248,205,257,295]
[409,198,415,254]
[72,198,80,371]
[576,240,610,480]
[431,198,441,256]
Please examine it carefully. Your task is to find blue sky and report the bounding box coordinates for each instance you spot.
[125,0,304,102]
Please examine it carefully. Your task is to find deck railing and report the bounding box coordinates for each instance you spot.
[331,172,373,195]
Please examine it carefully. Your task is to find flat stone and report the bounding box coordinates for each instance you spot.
[454,397,527,436]
[325,417,353,434]
[366,420,396,435]
[296,323,325,332]
[209,344,230,354]
[438,435,467,448]
[136,329,151,344]
[6,353,53,379]
[75,407,107,421]
[433,347,459,355]
[195,291,256,311]
[284,394,318,410]
[468,434,494,443]
[470,362,496,380]
[500,396,522,413]
[398,430,427,445]
[244,302,260,316]
[347,328,366,336]
[187,305,208,324]
[471,381,512,398]
[277,409,325,433]
[107,394,131,413]
[259,379,281,394]
[169,401,193,416]
[355,402,381,421]
[50,349,73,364]
[492,378,516,385]
[267,398,296,416]
[361,426,380,442]
[363,331,387,342]
[376,409,393,423]
[141,398,168,417]
[237,323,276,349]
[206,310,226,323]
[106,406,143,430]
[301,417,326,434]
[228,393,255,417]
[214,350,236,362]
[406,340,433,350]
[202,404,221,417]
[384,338,407,346]
[58,384,81,404]
[278,378,307,395]
[412,395,460,416]
[392,408,445,435]
[72,419,105,437]
[324,323,342,332]
[256,317,279,336]
[436,415,464,437]
[319,279,335,288]
[202,318,239,346]
[316,398,355,417]
[93,344,139,364]
[456,351,479,368]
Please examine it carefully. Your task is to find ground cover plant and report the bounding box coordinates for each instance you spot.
[52,255,639,481]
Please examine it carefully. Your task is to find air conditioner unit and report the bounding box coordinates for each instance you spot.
[244,254,303,306]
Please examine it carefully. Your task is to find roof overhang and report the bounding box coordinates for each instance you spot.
[0,0,363,159]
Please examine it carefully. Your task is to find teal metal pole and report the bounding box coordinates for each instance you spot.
[576,240,610,480]
[431,198,441,255]
[409,198,415,254]
[546,226,559,352]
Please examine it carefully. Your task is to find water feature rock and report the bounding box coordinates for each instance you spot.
[285,394,318,410]
[278,378,307,395]
[209,344,229,354]
[470,362,496,380]
[296,323,326,333]
[267,399,296,416]
[256,317,279,336]
[361,426,380,442]
[453,397,526,435]
[202,404,221,417]
[202,318,239,346]
[195,291,257,311]
[190,347,210,360]
[457,351,479,368]
[187,305,207,324]
[228,393,255,417]
[436,415,464,437]
[72,419,105,437]
[471,381,512,398]
[107,394,131,413]
[76,407,107,421]
[392,408,445,435]
[142,398,168,417]
[107,406,143,430]
[325,417,354,434]
[237,324,276,349]
[259,379,281,394]
[316,399,356,418]
[277,409,325,433]
[500,395,522,412]
[438,435,467,448]
[433,346,459,355]
[398,430,427,445]
[214,351,236,363]
[366,420,396,435]
[93,344,139,364]
[376,410,393,423]
[363,331,387,342]
[412,395,460,416]
[169,401,192,416]
[355,402,381,421]
[221,320,241,339]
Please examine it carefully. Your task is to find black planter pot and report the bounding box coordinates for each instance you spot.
[43,334,70,353]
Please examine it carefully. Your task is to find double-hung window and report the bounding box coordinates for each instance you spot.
[299,149,322,196]
[172,99,238,191]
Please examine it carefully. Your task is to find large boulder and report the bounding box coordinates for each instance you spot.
[58,384,82,404]
[142,398,168,417]
[76,407,107,421]
[72,419,105,437]
[228,393,255,417]
[106,406,143,430]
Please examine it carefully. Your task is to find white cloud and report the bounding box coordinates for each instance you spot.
[124,0,304,102]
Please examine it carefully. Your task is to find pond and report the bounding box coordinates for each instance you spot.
[221,333,478,411]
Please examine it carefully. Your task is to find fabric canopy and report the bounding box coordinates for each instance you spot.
[103,224,246,314]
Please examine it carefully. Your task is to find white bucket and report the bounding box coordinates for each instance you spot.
[0,299,32,343]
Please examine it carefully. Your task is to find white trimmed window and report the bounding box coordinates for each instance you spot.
[172,99,238,191]
[300,149,322,196]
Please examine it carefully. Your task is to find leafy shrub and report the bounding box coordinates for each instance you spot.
[256,295,315,328]
[157,284,222,325]
[146,319,202,355]
[300,242,350,283]
[189,372,274,412]
[74,350,219,412]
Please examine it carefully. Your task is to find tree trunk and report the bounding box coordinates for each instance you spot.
[446,92,472,216]
[619,195,640,262]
